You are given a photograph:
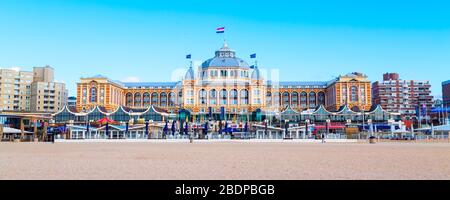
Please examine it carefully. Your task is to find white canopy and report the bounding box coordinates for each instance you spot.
[2,127,33,134]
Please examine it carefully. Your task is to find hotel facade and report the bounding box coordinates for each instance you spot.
[76,42,372,118]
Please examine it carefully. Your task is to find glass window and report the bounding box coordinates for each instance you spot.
[126,93,133,107]
[152,92,159,106]
[210,89,217,105]
[220,89,227,105]
[199,89,207,105]
[282,92,290,107]
[160,92,167,107]
[134,93,141,107]
[230,89,238,105]
[318,92,325,105]
[300,92,307,108]
[240,89,249,105]
[169,92,176,107]
[351,86,358,102]
[143,93,151,107]
[360,88,365,104]
[220,70,228,77]
[292,92,299,107]
[266,92,272,106]
[309,92,316,108]
[90,87,97,103]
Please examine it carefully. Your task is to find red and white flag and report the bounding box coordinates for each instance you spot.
[216,27,225,33]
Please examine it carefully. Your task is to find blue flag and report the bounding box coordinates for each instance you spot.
[250,54,256,59]
[186,54,191,59]
[421,104,427,117]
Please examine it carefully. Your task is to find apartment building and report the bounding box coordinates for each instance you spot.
[372,73,433,119]
[0,66,67,113]
[0,68,33,111]
[443,80,450,108]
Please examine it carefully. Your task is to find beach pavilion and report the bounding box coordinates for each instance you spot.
[53,105,174,139]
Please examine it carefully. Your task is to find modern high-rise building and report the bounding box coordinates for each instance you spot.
[372,73,433,119]
[0,66,67,113]
[30,81,67,113]
[33,66,54,82]
[0,68,33,111]
[443,80,450,108]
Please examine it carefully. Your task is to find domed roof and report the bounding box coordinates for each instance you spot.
[184,66,195,80]
[201,41,250,69]
[201,57,250,69]
[251,67,263,80]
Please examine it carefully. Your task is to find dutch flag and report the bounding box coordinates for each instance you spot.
[216,27,225,34]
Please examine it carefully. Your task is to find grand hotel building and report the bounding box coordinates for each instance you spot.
[76,42,372,117]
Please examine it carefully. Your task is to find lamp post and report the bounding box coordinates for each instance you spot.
[361,110,365,133]
[324,119,330,143]
[264,119,268,139]
[368,119,373,138]
[284,119,289,139]
[305,119,310,139]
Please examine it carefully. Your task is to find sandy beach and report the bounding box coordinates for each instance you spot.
[0,141,449,180]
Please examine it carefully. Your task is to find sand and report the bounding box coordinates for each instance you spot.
[0,142,449,180]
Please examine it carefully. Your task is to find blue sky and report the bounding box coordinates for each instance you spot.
[0,0,449,97]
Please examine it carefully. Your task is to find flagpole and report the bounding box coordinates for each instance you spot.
[223,26,226,45]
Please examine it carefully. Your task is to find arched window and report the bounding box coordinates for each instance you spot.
[351,86,358,102]
[126,93,133,107]
[209,89,217,105]
[230,89,238,105]
[143,93,151,107]
[169,92,176,107]
[199,89,207,105]
[282,92,290,107]
[292,92,299,108]
[178,91,183,104]
[152,92,159,106]
[273,92,280,107]
[266,92,272,106]
[160,92,167,107]
[318,92,325,106]
[309,92,316,108]
[300,92,307,108]
[240,89,249,105]
[220,89,227,105]
[90,87,97,103]
[134,93,142,107]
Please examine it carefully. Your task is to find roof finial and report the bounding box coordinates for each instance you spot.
[223,39,228,48]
